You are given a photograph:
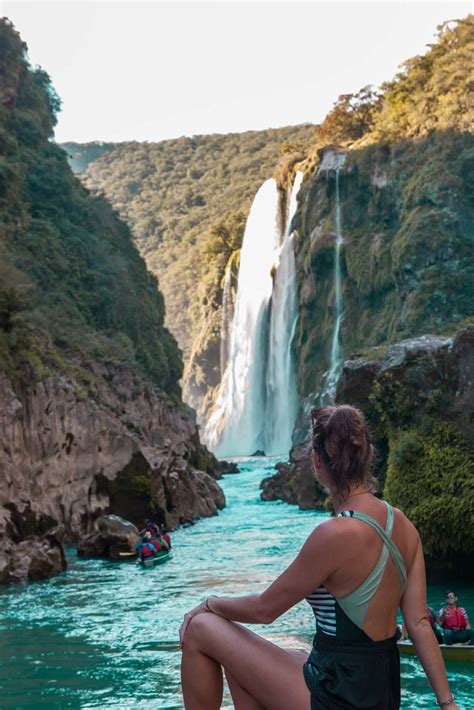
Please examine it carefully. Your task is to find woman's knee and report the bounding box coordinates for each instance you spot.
[185,612,219,649]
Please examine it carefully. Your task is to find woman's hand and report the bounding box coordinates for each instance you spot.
[179,601,209,649]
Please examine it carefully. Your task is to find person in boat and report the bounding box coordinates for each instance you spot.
[160,525,172,550]
[437,591,472,645]
[150,532,169,555]
[427,606,444,644]
[141,519,160,538]
[136,531,156,560]
[178,404,459,710]
[400,606,443,644]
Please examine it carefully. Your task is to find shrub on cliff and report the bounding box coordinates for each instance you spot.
[372,17,473,141]
[314,85,382,146]
[311,17,473,150]
[384,420,474,572]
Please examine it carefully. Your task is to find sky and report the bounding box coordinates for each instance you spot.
[3,0,471,143]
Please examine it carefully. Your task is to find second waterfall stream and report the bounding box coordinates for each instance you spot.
[205,173,303,457]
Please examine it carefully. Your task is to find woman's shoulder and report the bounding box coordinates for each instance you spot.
[389,503,419,538]
[324,499,420,542]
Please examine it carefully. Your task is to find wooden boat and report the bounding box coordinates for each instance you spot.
[138,550,173,568]
[398,640,474,662]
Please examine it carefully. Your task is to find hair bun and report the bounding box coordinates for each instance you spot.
[311,404,377,498]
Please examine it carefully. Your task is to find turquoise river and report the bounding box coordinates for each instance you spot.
[0,458,472,709]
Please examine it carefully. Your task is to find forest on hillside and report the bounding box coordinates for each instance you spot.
[0,19,181,393]
[63,125,315,357]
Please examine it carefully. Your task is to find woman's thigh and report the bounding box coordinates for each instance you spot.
[185,613,310,710]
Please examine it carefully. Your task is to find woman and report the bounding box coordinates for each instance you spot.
[179,405,459,709]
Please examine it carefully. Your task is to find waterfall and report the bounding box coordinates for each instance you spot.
[204,173,303,457]
[324,166,344,399]
[205,179,280,456]
[287,171,303,231]
[263,172,303,453]
[220,264,233,376]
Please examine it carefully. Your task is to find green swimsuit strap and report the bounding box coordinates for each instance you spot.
[353,503,407,588]
[337,502,408,630]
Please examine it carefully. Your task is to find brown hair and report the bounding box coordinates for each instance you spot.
[311,404,377,498]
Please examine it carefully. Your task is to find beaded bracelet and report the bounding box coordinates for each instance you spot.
[438,693,455,707]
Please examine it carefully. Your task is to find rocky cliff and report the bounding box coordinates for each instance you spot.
[293,131,474,401]
[0,366,225,583]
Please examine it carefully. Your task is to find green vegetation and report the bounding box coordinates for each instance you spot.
[384,420,473,568]
[307,17,473,152]
[61,17,473,415]
[0,19,181,392]
[367,363,474,572]
[313,85,382,146]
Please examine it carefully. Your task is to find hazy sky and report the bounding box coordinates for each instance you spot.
[3,1,471,143]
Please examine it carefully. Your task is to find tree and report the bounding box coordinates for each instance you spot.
[314,85,382,145]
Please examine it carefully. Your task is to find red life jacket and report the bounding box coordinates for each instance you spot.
[440,607,468,631]
[151,540,162,552]
[163,533,171,549]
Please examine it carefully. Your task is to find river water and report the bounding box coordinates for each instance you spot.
[0,458,472,709]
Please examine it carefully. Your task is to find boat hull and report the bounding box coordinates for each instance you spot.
[138,551,173,568]
[398,640,473,662]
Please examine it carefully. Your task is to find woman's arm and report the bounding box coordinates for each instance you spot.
[437,606,447,626]
[179,520,338,646]
[400,537,458,708]
[207,520,337,624]
[463,611,471,630]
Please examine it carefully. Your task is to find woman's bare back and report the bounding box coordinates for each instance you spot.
[319,497,419,640]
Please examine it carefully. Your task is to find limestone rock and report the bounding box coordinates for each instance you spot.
[77,514,139,560]
[335,331,464,432]
[0,366,226,583]
[317,145,347,173]
[214,460,239,476]
[26,539,67,581]
[0,532,67,582]
[260,442,326,510]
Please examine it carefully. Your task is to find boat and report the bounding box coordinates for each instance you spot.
[138,550,173,568]
[398,640,474,662]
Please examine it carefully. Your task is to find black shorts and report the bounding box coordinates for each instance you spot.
[303,633,400,710]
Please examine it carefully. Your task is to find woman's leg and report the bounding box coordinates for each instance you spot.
[225,649,309,710]
[225,669,266,710]
[443,629,454,645]
[181,612,310,710]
